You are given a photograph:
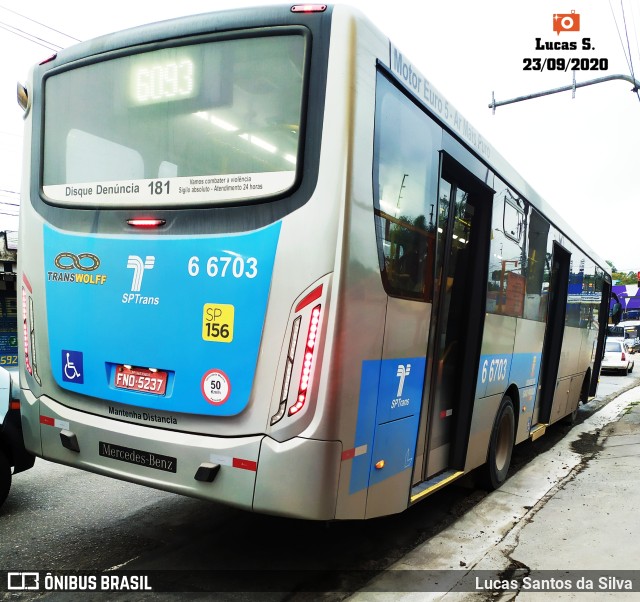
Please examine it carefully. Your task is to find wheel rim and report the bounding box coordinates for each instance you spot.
[495,412,513,472]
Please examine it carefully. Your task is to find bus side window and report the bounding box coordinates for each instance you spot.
[372,73,441,302]
[486,186,528,318]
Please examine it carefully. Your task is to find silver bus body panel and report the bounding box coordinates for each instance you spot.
[321,9,394,520]
[253,436,342,519]
[512,318,545,444]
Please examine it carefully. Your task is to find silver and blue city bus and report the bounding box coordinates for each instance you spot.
[17,4,609,519]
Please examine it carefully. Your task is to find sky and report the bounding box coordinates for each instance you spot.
[1,0,639,273]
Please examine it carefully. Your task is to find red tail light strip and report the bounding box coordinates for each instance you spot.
[289,304,321,416]
[127,218,166,228]
[295,284,323,312]
[290,4,327,13]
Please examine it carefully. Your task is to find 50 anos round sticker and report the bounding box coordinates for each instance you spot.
[201,369,231,405]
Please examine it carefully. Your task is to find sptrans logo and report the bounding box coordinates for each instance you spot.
[122,255,159,305]
[127,255,155,292]
[396,364,411,397]
[553,10,580,34]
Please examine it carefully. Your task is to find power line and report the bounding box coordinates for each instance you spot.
[608,0,640,103]
[632,1,640,63]
[0,4,80,42]
[0,20,60,51]
[620,0,640,102]
[610,0,633,73]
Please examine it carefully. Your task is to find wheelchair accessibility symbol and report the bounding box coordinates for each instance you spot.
[62,350,84,384]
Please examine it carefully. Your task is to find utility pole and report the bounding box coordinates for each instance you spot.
[489,73,640,113]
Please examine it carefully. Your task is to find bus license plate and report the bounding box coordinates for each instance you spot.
[114,366,167,395]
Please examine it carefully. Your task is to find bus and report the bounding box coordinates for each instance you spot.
[17,4,610,520]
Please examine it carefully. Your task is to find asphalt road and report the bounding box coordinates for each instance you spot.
[0,372,635,601]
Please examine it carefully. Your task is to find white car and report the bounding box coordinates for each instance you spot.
[602,340,635,375]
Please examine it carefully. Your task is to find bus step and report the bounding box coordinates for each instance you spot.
[530,423,548,441]
[410,470,465,504]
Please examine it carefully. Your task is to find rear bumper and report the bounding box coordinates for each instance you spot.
[20,389,342,519]
[601,361,629,372]
[21,390,262,511]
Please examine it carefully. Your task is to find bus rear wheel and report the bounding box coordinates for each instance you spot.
[0,449,11,507]
[482,396,515,491]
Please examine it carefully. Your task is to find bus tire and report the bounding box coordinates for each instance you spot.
[0,449,10,508]
[481,396,515,491]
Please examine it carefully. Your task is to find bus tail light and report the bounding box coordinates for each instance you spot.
[289,304,322,416]
[270,284,324,425]
[127,218,166,229]
[290,4,327,13]
[22,275,41,385]
[39,53,57,65]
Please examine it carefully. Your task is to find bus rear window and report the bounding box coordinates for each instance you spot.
[42,33,306,206]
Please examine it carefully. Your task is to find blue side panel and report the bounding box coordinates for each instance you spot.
[475,353,512,398]
[509,352,541,389]
[350,356,426,494]
[350,360,380,494]
[43,222,281,416]
[475,352,541,399]
[369,414,420,487]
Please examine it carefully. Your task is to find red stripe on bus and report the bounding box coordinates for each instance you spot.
[232,458,257,471]
[342,448,356,461]
[40,415,55,426]
[23,273,33,293]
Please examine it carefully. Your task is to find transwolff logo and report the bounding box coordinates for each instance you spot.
[396,364,411,397]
